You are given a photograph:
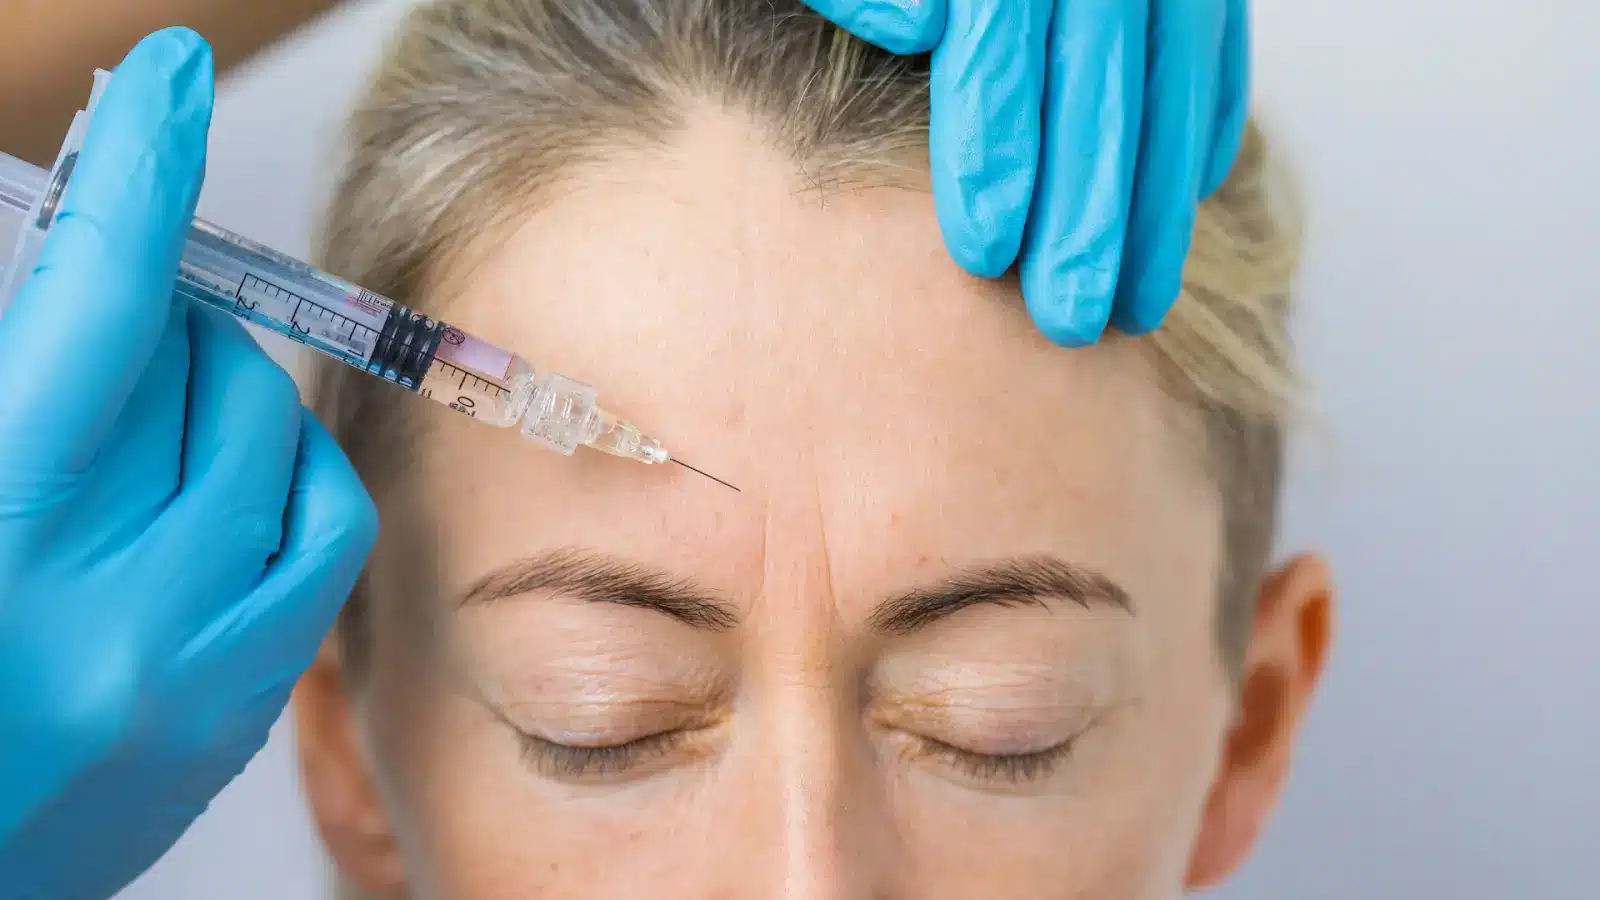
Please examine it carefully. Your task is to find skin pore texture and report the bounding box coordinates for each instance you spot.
[293,109,1334,900]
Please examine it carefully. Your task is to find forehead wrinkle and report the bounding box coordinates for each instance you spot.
[745,436,846,648]
[811,462,846,634]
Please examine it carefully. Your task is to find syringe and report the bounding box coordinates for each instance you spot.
[0,70,736,491]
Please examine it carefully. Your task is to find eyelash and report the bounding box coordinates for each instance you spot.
[917,737,1077,785]
[520,730,1074,786]
[519,731,686,780]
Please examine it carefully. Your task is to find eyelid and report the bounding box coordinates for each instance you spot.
[898,706,1121,790]
[879,701,1119,790]
[501,698,705,740]
[872,697,1101,757]
[873,660,1115,708]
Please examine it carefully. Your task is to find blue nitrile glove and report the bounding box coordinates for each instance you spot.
[805,0,1250,346]
[0,29,377,900]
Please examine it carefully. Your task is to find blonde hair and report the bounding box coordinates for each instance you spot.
[316,0,1299,692]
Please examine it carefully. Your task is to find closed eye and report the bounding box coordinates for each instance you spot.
[518,730,686,780]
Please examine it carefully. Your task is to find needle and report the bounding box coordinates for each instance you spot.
[670,457,741,492]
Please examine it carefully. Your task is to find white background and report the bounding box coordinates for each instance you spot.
[117,0,1600,897]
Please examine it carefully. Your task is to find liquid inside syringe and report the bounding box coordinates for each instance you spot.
[0,70,735,488]
[174,214,670,465]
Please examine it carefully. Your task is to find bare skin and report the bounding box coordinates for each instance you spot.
[294,112,1334,899]
[2,0,343,165]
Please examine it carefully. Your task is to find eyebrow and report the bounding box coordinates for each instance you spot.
[868,554,1133,635]
[457,548,739,630]
[459,549,1131,634]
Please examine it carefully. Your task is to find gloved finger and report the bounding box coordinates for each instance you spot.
[1108,1,1227,336]
[1017,0,1146,345]
[35,296,193,563]
[195,408,376,691]
[165,303,303,580]
[0,301,191,555]
[1200,0,1250,198]
[0,28,213,475]
[927,0,1053,278]
[803,0,947,54]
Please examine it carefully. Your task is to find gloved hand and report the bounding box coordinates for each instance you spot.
[805,0,1250,346]
[0,29,377,900]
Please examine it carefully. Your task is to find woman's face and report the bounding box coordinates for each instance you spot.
[296,117,1331,899]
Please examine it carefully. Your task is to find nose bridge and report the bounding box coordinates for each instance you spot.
[758,673,888,900]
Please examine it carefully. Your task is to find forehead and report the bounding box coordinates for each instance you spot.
[406,114,1220,608]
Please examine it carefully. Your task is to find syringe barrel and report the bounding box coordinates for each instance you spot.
[0,152,49,250]
[0,75,530,424]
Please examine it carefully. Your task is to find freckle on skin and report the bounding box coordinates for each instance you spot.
[890,511,902,527]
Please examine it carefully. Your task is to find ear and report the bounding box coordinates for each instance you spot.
[1185,554,1336,890]
[293,637,409,894]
